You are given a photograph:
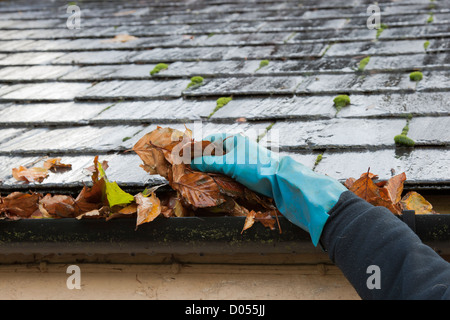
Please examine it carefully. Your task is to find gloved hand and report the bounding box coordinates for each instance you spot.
[191,133,348,246]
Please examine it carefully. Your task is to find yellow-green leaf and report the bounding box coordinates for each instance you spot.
[97,161,134,207]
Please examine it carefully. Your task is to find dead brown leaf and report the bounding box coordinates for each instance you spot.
[384,172,406,204]
[77,206,110,220]
[39,194,78,218]
[172,171,226,208]
[74,178,105,214]
[113,9,137,16]
[102,34,138,43]
[347,170,438,215]
[135,192,161,228]
[0,192,41,218]
[43,158,72,173]
[347,170,380,203]
[241,210,256,234]
[241,210,276,234]
[12,166,49,183]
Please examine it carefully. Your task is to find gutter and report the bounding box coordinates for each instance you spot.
[0,213,449,263]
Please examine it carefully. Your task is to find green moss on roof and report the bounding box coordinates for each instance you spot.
[313,153,323,169]
[186,76,204,89]
[357,56,370,72]
[376,23,388,39]
[394,114,415,147]
[424,40,430,51]
[333,94,351,112]
[208,97,232,118]
[409,71,423,82]
[394,135,415,147]
[150,63,169,76]
[256,60,270,71]
[427,12,434,23]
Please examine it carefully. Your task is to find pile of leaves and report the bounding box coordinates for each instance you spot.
[345,169,438,214]
[131,126,280,233]
[0,127,441,233]
[0,156,164,228]
[0,127,281,233]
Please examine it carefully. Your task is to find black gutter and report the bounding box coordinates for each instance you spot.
[0,214,449,258]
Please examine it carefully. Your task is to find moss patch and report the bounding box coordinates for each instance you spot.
[424,40,430,51]
[427,12,434,23]
[186,76,204,89]
[150,63,169,76]
[208,97,232,118]
[256,60,269,71]
[357,56,370,72]
[409,71,423,82]
[394,114,415,147]
[394,135,415,147]
[256,122,275,142]
[376,23,388,39]
[333,94,351,112]
[313,153,323,170]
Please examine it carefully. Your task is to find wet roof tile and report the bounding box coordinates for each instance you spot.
[0,0,449,192]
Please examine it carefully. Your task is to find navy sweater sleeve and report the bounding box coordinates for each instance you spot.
[320,191,450,300]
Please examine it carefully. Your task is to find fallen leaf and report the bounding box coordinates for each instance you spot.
[344,177,356,189]
[39,194,78,218]
[241,210,276,234]
[347,169,403,214]
[209,173,245,198]
[113,9,137,16]
[97,161,134,208]
[12,166,48,183]
[43,158,72,173]
[43,158,72,172]
[77,206,110,220]
[346,170,439,215]
[372,186,402,215]
[0,192,41,218]
[132,127,184,178]
[102,34,138,43]
[241,210,256,234]
[118,203,138,215]
[172,171,226,208]
[400,191,437,214]
[347,170,380,202]
[384,172,406,204]
[84,157,108,182]
[74,178,105,213]
[254,211,276,230]
[135,192,161,228]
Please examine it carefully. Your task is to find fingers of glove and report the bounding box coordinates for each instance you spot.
[203,133,248,154]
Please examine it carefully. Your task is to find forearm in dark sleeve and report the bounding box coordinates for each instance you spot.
[321,191,450,300]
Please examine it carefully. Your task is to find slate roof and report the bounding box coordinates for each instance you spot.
[0,0,449,193]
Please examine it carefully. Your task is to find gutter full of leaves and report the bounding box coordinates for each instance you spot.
[0,126,443,236]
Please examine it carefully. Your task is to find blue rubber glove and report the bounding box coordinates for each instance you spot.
[191,133,348,246]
